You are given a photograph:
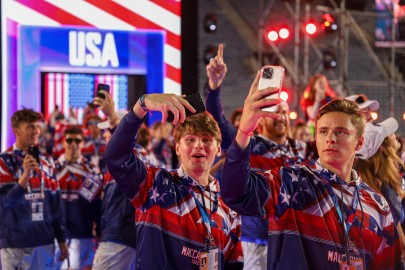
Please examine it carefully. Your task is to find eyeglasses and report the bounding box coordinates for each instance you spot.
[88,120,100,126]
[65,138,82,144]
[354,94,368,104]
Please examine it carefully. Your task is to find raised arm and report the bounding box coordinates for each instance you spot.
[205,44,239,149]
[105,94,196,198]
[220,72,281,215]
[93,90,120,129]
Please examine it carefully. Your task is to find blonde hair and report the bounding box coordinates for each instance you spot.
[355,137,405,197]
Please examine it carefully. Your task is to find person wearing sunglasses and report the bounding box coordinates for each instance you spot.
[82,115,107,172]
[54,126,102,270]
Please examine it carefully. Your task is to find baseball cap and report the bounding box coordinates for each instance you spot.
[356,117,398,159]
[97,110,127,129]
[345,94,379,111]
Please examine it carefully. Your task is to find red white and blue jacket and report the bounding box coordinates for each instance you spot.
[55,154,102,239]
[206,88,314,244]
[99,142,164,248]
[105,110,243,270]
[221,140,402,270]
[0,145,66,248]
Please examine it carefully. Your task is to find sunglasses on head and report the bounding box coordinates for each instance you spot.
[355,94,368,104]
[65,138,82,144]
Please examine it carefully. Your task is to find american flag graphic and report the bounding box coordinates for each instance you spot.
[43,72,129,123]
[4,0,181,90]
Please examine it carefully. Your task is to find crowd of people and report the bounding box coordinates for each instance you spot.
[0,43,405,270]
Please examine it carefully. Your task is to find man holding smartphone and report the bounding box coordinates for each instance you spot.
[0,108,68,269]
[205,44,314,269]
[104,93,243,269]
[220,80,402,268]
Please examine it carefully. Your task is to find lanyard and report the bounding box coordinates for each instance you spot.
[303,166,360,263]
[190,188,217,233]
[303,165,359,235]
[331,185,359,237]
[179,167,218,246]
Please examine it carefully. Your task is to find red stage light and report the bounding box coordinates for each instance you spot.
[305,21,317,35]
[278,26,290,39]
[268,30,279,41]
[321,13,338,33]
[280,91,289,101]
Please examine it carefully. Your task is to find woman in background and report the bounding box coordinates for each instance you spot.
[299,74,337,136]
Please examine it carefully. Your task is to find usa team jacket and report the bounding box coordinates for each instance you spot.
[0,145,66,248]
[105,110,243,270]
[221,139,402,270]
[206,87,315,244]
[99,146,163,248]
[99,171,136,248]
[55,154,102,239]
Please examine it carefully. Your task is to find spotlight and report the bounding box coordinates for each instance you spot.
[289,111,298,120]
[280,91,289,102]
[305,20,317,35]
[204,13,217,33]
[323,50,337,70]
[371,112,378,121]
[278,25,290,39]
[203,44,217,64]
[321,13,338,34]
[267,30,279,42]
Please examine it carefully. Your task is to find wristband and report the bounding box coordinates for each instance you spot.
[139,94,149,112]
[238,128,253,137]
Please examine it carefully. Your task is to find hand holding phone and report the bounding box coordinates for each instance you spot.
[28,145,40,164]
[166,93,206,123]
[258,65,285,112]
[96,83,110,99]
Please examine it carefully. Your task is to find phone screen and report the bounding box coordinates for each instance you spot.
[96,83,110,99]
[167,93,206,122]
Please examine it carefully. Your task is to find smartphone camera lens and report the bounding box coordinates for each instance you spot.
[263,68,273,79]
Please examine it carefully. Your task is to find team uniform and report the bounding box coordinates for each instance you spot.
[0,145,66,269]
[104,110,243,269]
[92,171,137,270]
[81,135,106,170]
[93,144,163,270]
[51,121,106,170]
[221,140,402,269]
[206,87,314,269]
[54,154,102,270]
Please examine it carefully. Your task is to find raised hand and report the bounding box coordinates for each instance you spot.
[133,94,196,125]
[18,154,39,188]
[206,44,227,90]
[236,72,282,149]
[93,90,116,118]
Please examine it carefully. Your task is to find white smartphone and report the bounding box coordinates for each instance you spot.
[258,65,285,112]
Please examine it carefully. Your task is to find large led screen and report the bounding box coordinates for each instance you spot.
[1,0,181,150]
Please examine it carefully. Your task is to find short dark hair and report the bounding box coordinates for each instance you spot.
[316,99,365,137]
[173,112,222,144]
[11,108,43,128]
[63,126,83,137]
